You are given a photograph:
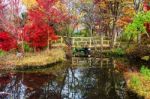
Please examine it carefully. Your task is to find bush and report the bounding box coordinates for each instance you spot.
[109,48,125,56]
[24,43,32,52]
[0,50,5,56]
[141,56,150,61]
[140,66,150,78]
[126,45,150,59]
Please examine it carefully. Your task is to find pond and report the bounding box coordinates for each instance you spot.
[0,57,144,99]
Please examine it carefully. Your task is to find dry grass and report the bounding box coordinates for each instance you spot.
[0,48,66,69]
[124,72,150,99]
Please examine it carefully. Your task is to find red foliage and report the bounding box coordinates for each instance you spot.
[24,23,58,49]
[144,22,150,33]
[0,32,17,51]
[23,0,66,50]
[28,8,46,24]
[35,0,66,23]
[144,2,150,11]
[36,0,57,10]
[143,2,150,35]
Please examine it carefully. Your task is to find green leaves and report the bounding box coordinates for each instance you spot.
[130,76,141,86]
[140,66,150,78]
[123,11,150,40]
[0,50,5,57]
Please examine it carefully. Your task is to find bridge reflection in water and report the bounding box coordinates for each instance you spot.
[71,57,112,67]
[0,57,137,99]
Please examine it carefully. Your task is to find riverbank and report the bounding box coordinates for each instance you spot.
[0,48,66,70]
[124,66,150,99]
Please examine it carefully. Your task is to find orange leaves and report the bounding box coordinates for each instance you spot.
[122,6,135,16]
[117,16,132,28]
[98,1,107,9]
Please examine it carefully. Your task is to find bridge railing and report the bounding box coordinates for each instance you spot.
[52,36,111,48]
[71,37,110,48]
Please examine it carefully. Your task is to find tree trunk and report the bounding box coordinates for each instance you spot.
[47,30,50,51]
[100,33,103,53]
[137,33,141,46]
[90,26,97,51]
[111,19,117,48]
[21,39,24,53]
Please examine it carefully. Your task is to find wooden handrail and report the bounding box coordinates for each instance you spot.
[52,36,111,48]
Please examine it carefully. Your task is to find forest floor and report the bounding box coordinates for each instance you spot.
[0,48,66,70]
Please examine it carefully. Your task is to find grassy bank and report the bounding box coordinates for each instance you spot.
[0,48,66,69]
[124,66,150,99]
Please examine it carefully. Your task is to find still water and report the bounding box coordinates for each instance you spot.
[0,57,142,99]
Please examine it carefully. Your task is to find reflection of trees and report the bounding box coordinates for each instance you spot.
[2,73,25,99]
[0,72,63,99]
[61,58,128,99]
[0,73,11,91]
[0,58,129,99]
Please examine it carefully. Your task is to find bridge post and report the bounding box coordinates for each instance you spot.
[72,38,74,47]
[90,37,92,48]
[60,36,63,44]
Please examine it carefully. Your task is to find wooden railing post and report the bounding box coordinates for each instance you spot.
[72,38,74,47]
[90,37,92,47]
[60,36,63,44]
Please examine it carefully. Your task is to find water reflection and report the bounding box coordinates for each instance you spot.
[0,58,138,99]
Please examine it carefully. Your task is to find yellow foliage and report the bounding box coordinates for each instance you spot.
[56,1,67,12]
[122,6,135,16]
[22,0,37,9]
[99,1,107,9]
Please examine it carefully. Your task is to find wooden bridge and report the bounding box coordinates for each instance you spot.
[52,36,113,48]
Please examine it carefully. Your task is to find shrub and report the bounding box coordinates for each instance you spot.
[24,43,32,52]
[126,45,150,59]
[140,66,150,78]
[109,48,125,56]
[0,50,5,56]
[141,56,150,61]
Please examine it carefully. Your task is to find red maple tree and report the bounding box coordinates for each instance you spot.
[22,0,69,50]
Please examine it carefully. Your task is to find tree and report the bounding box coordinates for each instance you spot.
[79,0,96,37]
[55,0,79,48]
[0,0,27,52]
[23,0,68,51]
[107,0,124,48]
[0,0,23,35]
[124,11,150,46]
